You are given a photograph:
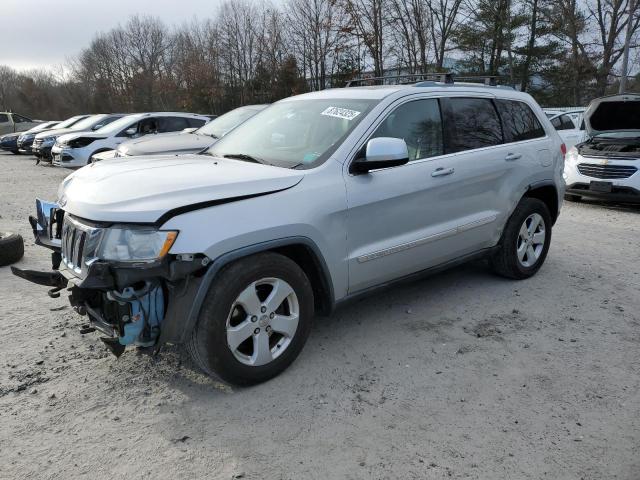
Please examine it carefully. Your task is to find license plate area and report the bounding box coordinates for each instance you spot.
[590,181,613,193]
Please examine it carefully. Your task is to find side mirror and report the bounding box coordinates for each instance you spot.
[350,137,409,174]
[125,127,137,137]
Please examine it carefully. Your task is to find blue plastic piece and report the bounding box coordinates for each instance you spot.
[115,284,164,347]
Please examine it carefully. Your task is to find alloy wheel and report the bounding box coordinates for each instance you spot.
[225,277,300,366]
[516,213,546,268]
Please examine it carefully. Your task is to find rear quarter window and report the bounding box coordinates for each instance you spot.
[495,100,545,142]
[445,98,503,152]
[188,118,207,128]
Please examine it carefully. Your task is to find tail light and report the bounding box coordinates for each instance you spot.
[560,143,567,158]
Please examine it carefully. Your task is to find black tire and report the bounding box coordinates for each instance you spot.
[188,252,314,385]
[565,194,582,202]
[10,150,20,155]
[0,233,25,267]
[490,198,552,280]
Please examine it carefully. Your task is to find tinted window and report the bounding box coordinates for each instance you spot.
[139,118,159,134]
[187,118,207,128]
[159,116,190,132]
[560,115,575,130]
[13,114,31,123]
[447,98,503,152]
[371,99,443,161]
[496,100,545,142]
[0,114,8,123]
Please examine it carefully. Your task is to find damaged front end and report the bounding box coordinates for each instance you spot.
[13,199,209,357]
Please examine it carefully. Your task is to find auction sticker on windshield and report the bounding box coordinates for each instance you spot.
[321,107,361,121]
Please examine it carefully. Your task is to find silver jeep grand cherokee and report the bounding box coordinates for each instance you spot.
[13,75,566,385]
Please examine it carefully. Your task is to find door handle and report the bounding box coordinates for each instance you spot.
[505,153,522,161]
[431,167,455,177]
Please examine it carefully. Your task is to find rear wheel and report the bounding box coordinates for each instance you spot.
[188,252,314,385]
[490,198,552,279]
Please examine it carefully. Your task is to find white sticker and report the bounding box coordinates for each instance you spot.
[321,107,361,121]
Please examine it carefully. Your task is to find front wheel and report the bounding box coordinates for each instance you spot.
[188,252,314,385]
[490,198,552,279]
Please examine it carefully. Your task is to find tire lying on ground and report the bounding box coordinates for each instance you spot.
[0,233,25,266]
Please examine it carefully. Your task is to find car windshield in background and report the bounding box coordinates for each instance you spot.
[197,106,266,139]
[70,115,105,131]
[206,99,377,169]
[95,115,138,135]
[56,116,86,129]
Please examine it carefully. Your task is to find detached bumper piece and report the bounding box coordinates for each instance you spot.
[10,267,66,297]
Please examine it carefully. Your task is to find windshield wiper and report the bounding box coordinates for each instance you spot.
[223,153,269,165]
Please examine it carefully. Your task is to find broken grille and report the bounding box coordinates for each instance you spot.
[60,216,102,277]
[577,163,637,179]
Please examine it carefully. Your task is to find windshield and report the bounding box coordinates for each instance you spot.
[56,116,87,129]
[197,106,266,138]
[95,115,139,135]
[30,122,59,133]
[70,115,106,131]
[206,99,377,168]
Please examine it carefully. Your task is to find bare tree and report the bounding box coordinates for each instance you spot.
[427,0,464,69]
[340,0,388,76]
[287,0,343,89]
[588,0,640,95]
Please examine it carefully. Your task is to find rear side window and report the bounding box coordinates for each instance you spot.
[159,116,190,132]
[187,118,207,128]
[13,114,32,123]
[496,100,545,142]
[0,114,8,123]
[371,99,443,161]
[446,98,503,152]
[560,115,575,130]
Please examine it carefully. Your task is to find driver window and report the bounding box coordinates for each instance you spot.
[370,99,443,161]
[139,118,158,135]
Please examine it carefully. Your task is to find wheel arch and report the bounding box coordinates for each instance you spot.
[523,181,559,224]
[162,237,335,345]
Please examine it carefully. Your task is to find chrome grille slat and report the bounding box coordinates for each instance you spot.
[60,216,103,278]
[577,163,637,179]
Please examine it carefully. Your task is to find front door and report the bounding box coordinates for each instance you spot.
[344,97,501,293]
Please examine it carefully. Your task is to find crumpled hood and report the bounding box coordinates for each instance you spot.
[57,131,105,144]
[584,93,640,136]
[59,155,304,224]
[119,132,215,156]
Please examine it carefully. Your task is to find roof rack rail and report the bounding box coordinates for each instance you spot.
[345,73,513,88]
[345,73,454,87]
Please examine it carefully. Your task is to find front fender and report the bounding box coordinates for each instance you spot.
[159,236,334,345]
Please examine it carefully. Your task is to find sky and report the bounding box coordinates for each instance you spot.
[0,0,223,71]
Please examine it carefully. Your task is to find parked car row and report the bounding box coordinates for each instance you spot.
[0,107,267,168]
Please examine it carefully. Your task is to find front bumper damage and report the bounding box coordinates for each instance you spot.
[12,199,209,357]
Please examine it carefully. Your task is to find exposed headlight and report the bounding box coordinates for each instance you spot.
[97,228,178,262]
[565,147,579,166]
[41,136,57,145]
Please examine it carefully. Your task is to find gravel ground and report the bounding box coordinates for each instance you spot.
[0,151,638,480]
